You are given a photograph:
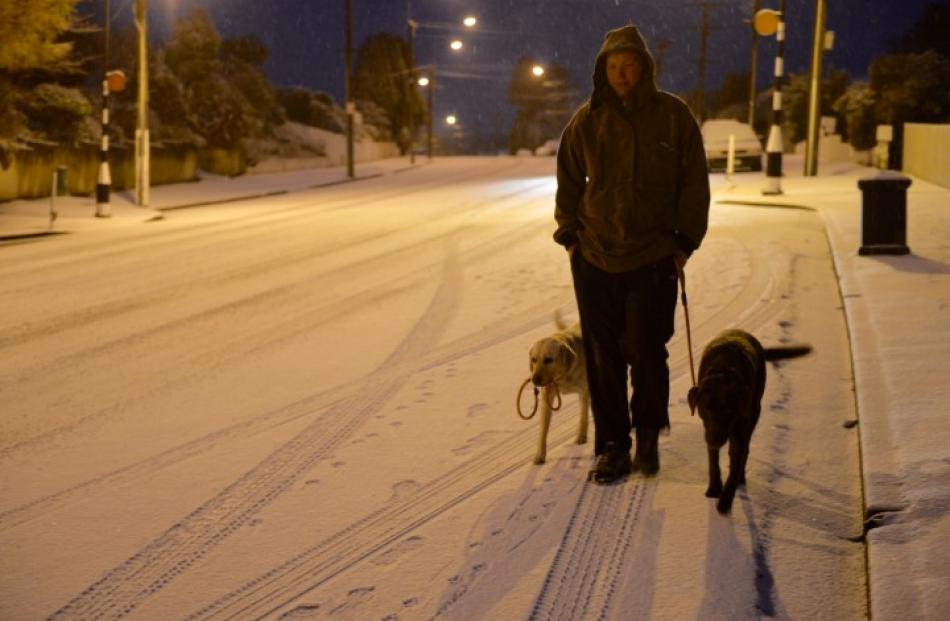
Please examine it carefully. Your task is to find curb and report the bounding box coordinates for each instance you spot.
[0,230,68,243]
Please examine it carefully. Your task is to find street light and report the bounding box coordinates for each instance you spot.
[449,39,463,51]
[446,115,457,125]
[463,16,477,27]
[531,65,545,77]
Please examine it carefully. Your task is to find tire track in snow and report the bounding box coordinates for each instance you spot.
[527,481,648,621]
[44,237,464,621]
[0,180,553,460]
[0,159,521,282]
[4,214,780,535]
[191,224,791,621]
[184,412,584,621]
[5,219,782,535]
[0,174,549,352]
[29,208,801,620]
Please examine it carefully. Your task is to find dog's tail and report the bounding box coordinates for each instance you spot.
[554,308,569,331]
[763,345,813,361]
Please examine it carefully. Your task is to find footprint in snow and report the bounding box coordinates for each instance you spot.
[467,403,489,417]
[277,604,320,620]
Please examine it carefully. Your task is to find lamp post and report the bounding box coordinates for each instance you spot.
[418,70,434,160]
[747,0,760,127]
[134,0,149,206]
[344,0,354,178]
[407,17,418,164]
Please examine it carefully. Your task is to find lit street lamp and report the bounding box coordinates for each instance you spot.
[532,65,545,77]
[449,39,463,51]
[463,16,477,27]
[446,115,457,125]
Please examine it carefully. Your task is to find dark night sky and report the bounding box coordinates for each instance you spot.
[113,0,946,142]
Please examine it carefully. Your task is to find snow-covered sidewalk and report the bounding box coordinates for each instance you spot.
[0,156,421,241]
[714,158,950,621]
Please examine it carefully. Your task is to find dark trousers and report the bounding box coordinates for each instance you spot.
[570,251,679,455]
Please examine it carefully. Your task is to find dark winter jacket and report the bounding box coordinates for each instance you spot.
[554,25,710,273]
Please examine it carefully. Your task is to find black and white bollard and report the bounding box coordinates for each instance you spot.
[763,6,786,195]
[95,77,111,218]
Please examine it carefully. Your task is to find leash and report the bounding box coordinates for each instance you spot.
[516,379,562,420]
[676,263,698,415]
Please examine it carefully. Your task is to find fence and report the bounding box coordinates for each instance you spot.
[903,123,950,189]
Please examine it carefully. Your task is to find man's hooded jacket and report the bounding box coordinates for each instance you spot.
[555,25,710,273]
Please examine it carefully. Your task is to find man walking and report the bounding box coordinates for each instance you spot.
[555,25,710,484]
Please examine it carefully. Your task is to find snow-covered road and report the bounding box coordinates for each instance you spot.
[1,157,866,620]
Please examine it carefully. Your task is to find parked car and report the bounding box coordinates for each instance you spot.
[701,119,763,172]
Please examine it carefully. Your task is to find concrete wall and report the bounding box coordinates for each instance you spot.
[903,123,950,189]
[0,142,198,201]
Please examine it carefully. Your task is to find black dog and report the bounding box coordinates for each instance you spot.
[687,329,811,514]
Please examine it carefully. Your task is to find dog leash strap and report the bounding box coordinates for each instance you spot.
[677,266,698,411]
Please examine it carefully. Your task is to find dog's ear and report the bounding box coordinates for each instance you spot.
[560,342,575,367]
[687,386,699,416]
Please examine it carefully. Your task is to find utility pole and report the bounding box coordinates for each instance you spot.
[134,0,149,207]
[654,38,671,84]
[426,68,434,160]
[748,0,761,127]
[96,0,112,217]
[697,3,710,121]
[804,0,827,176]
[406,17,417,164]
[687,2,724,122]
[344,0,354,178]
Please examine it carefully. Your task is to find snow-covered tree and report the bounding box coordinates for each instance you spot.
[0,0,89,145]
[833,82,876,150]
[0,0,78,73]
[353,33,425,152]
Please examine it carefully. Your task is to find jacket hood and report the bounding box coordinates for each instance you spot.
[591,25,658,109]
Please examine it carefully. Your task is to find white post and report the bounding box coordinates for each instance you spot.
[49,169,59,229]
[726,133,736,185]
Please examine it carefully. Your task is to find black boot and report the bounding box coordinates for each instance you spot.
[589,442,633,484]
[632,427,660,476]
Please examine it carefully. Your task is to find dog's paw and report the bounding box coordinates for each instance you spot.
[705,483,722,498]
[716,487,736,514]
[533,455,546,465]
[576,435,587,445]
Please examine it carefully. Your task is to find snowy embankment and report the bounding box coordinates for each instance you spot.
[247,122,399,174]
